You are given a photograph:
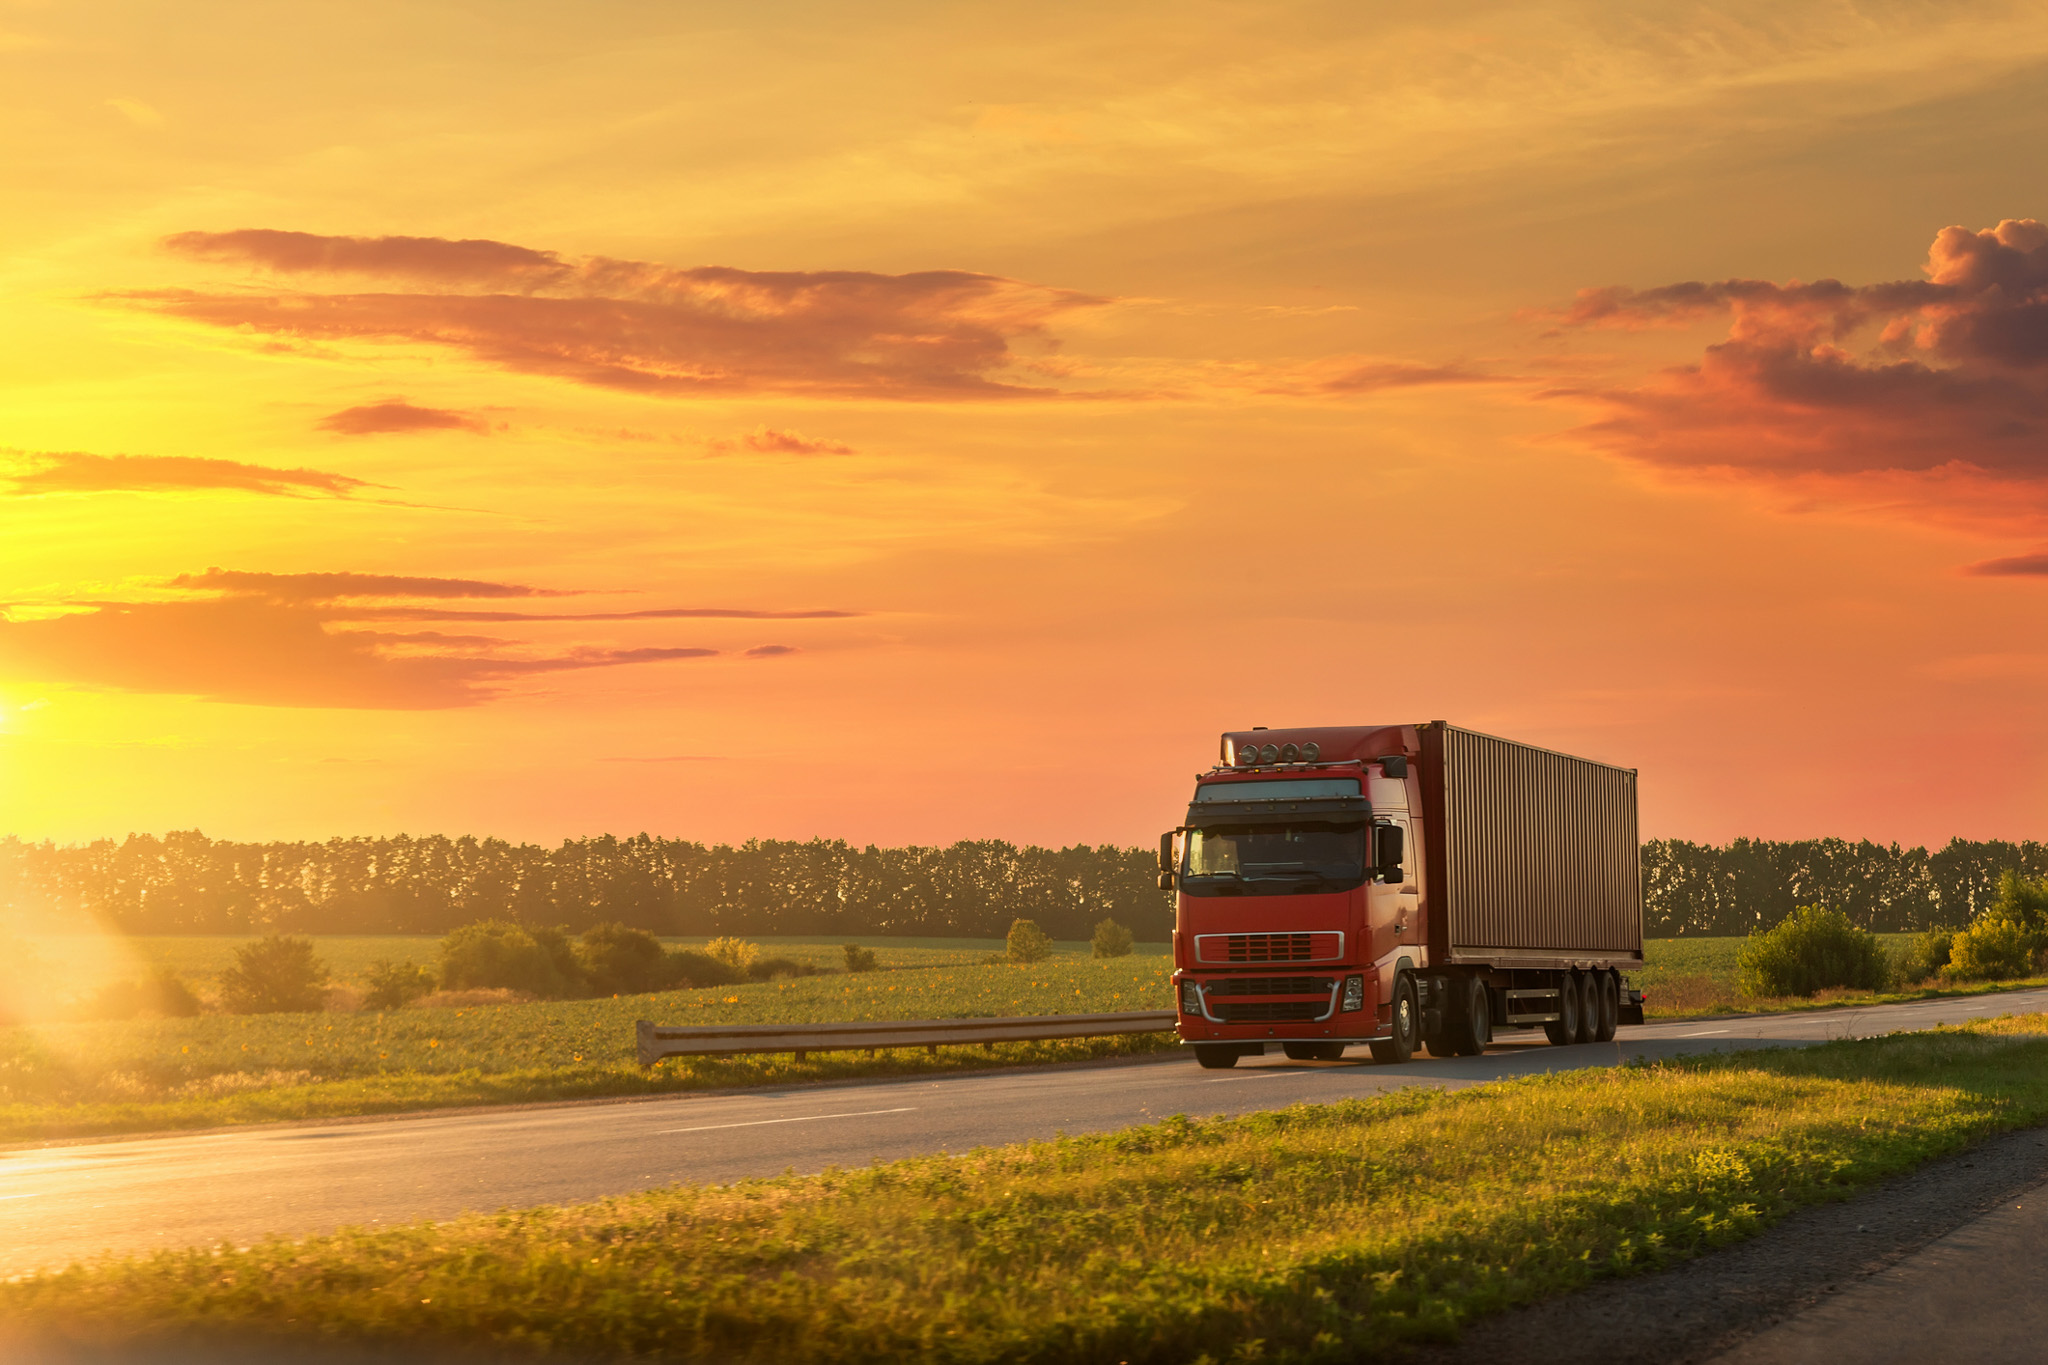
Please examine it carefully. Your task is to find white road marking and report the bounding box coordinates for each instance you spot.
[1680,1029,1732,1037]
[658,1107,916,1135]
[0,1193,42,1201]
[1200,1070,1295,1084]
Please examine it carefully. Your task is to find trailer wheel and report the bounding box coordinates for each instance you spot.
[1369,974,1419,1064]
[1595,972,1620,1042]
[1544,972,1580,1046]
[1465,981,1493,1053]
[1576,972,1601,1044]
[1194,1044,1240,1070]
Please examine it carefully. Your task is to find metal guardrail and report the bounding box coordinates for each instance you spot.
[636,1010,1179,1066]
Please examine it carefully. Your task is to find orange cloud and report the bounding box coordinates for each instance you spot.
[166,568,569,602]
[1551,221,2048,499]
[130,230,1106,399]
[708,426,856,455]
[0,570,852,708]
[318,400,487,435]
[5,451,371,497]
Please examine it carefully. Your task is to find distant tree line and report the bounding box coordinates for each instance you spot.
[1641,837,2048,936]
[5,831,2041,941]
[0,832,1174,940]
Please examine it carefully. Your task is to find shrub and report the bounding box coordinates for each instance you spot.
[705,937,760,976]
[1895,928,1956,984]
[1950,915,2038,981]
[577,923,669,996]
[363,959,437,1011]
[218,935,330,1014]
[664,949,740,990]
[842,943,880,973]
[439,921,582,999]
[81,967,203,1020]
[1006,918,1054,964]
[143,966,203,1017]
[1091,918,1134,958]
[1735,906,1890,998]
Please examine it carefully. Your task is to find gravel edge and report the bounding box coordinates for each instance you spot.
[1415,1123,2048,1365]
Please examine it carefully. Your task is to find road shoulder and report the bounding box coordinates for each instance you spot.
[1419,1123,2048,1365]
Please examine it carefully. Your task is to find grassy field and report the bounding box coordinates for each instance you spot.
[0,952,1177,1143]
[22,934,1133,998]
[9,931,2044,1144]
[8,1015,2047,1364]
[30,930,2019,1019]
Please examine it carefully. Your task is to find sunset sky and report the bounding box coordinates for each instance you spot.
[9,0,2048,850]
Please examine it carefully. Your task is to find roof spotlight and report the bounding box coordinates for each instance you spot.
[1258,743,1280,763]
[1235,745,1258,767]
[1279,743,1300,762]
[1301,742,1320,762]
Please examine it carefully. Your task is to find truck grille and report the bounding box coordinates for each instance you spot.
[1212,1000,1327,1023]
[1196,932,1342,964]
[1203,976,1332,997]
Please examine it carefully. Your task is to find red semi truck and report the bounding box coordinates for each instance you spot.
[1160,722,1645,1069]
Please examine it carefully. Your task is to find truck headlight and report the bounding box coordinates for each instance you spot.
[1180,980,1203,1015]
[1341,975,1365,1012]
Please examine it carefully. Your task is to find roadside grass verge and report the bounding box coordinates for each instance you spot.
[1637,934,2048,1018]
[0,956,1175,1143]
[9,1016,2048,1363]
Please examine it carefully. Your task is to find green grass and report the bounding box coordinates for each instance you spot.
[9,1015,2048,1364]
[0,954,1177,1143]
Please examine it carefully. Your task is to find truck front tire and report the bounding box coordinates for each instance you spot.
[1369,974,1420,1064]
[1194,1044,1241,1070]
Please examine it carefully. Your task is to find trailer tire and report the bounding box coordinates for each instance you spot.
[1595,972,1620,1042]
[1194,1045,1240,1070]
[1544,972,1580,1046]
[1466,981,1493,1053]
[1576,971,1601,1044]
[1369,974,1419,1064]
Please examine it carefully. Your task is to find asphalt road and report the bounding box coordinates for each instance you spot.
[5,986,2045,1279]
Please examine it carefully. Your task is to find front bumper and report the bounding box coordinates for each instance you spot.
[1172,969,1378,1043]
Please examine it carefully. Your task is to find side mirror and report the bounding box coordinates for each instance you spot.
[1378,755,1409,779]
[1157,831,1177,890]
[1374,824,1405,882]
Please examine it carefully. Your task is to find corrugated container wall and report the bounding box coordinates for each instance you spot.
[1422,724,1643,963]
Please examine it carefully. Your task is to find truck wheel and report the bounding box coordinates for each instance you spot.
[1466,981,1493,1053]
[1575,972,1601,1044]
[1434,978,1486,1056]
[1368,974,1419,1064]
[1194,1045,1240,1070]
[1544,972,1580,1046]
[1595,972,1620,1042]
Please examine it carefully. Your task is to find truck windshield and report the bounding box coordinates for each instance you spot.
[1182,822,1367,894]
